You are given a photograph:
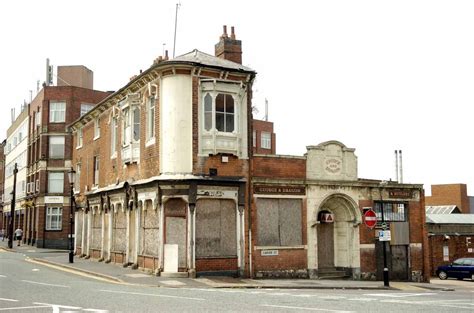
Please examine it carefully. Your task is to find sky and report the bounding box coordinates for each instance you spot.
[1,0,473,195]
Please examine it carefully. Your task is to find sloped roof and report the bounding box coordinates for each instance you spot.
[171,49,254,72]
[425,205,460,214]
[426,214,474,224]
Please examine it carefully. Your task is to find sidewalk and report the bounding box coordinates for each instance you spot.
[0,240,459,291]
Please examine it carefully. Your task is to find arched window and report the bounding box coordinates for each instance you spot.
[204,93,235,133]
[133,107,140,141]
[204,93,212,131]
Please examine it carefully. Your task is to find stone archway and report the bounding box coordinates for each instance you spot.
[316,193,361,277]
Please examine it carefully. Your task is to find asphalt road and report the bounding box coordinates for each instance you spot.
[1,250,473,313]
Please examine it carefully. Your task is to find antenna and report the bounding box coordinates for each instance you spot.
[394,150,399,182]
[173,2,181,58]
[46,58,53,86]
[264,98,268,121]
[399,150,403,183]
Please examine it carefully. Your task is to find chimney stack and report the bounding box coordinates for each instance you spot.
[215,25,242,64]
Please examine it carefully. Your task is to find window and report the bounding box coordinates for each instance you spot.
[215,94,234,132]
[36,179,40,192]
[111,117,117,156]
[133,107,140,141]
[75,163,81,192]
[80,104,94,116]
[94,118,100,139]
[77,128,83,148]
[49,136,65,158]
[253,130,256,147]
[123,108,131,145]
[203,93,235,133]
[48,172,64,193]
[261,132,271,149]
[46,207,62,230]
[257,198,302,246]
[146,96,155,141]
[93,156,99,186]
[374,202,407,222]
[35,110,41,127]
[49,101,66,123]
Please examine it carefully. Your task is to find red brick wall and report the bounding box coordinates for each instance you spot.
[426,184,470,213]
[252,156,306,180]
[196,257,238,271]
[254,249,307,271]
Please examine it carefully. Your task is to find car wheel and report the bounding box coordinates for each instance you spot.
[438,271,448,280]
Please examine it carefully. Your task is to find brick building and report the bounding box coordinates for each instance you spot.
[251,141,429,282]
[71,26,255,277]
[252,119,275,155]
[22,67,110,248]
[425,184,470,213]
[0,140,5,235]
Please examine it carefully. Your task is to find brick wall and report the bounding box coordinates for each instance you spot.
[429,235,474,275]
[252,156,306,180]
[252,119,276,155]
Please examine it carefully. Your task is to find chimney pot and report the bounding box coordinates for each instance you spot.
[223,25,228,37]
[231,26,236,39]
[165,50,169,60]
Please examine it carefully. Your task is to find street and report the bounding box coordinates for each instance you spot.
[1,250,473,313]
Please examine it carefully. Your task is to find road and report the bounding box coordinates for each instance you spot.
[1,249,473,312]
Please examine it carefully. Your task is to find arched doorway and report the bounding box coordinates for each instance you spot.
[316,194,361,277]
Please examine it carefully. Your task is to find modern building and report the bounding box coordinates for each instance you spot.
[2,105,29,239]
[23,66,110,248]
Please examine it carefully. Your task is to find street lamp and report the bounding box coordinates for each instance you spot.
[67,167,76,264]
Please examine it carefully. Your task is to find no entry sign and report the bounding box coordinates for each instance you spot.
[364,209,377,229]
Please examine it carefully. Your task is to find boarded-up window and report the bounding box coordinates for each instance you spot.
[196,199,236,258]
[257,198,302,246]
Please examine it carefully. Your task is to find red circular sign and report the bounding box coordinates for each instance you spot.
[364,209,377,229]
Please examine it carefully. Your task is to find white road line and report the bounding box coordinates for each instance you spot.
[100,289,205,301]
[318,296,347,300]
[0,305,50,311]
[21,280,70,288]
[0,298,18,302]
[261,304,355,313]
[365,293,436,298]
[82,309,109,312]
[348,298,377,302]
[0,275,6,277]
[440,304,474,310]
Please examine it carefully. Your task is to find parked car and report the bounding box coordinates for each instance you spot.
[436,258,474,280]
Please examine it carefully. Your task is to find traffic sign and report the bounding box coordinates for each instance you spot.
[379,230,391,241]
[364,209,377,229]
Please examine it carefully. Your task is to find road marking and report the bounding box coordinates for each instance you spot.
[32,269,40,272]
[0,275,6,278]
[0,298,18,302]
[0,305,50,311]
[348,298,377,302]
[21,280,70,288]
[365,292,436,298]
[160,280,186,286]
[82,309,109,312]
[100,289,205,301]
[261,304,355,312]
[318,296,347,300]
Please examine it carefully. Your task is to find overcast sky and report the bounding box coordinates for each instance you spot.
[1,0,473,195]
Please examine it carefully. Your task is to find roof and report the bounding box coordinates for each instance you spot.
[171,49,254,72]
[426,214,474,224]
[425,205,461,214]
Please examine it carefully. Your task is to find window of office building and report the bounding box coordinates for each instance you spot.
[49,136,65,158]
[49,101,66,123]
[46,207,62,230]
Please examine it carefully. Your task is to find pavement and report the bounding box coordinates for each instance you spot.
[0,240,468,291]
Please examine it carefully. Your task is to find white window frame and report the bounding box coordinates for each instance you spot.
[203,92,236,134]
[48,172,64,193]
[76,128,83,148]
[49,101,66,123]
[93,117,100,140]
[46,206,62,230]
[49,136,65,158]
[111,117,117,158]
[145,96,155,145]
[122,107,131,146]
[75,163,81,193]
[93,156,99,187]
[35,110,41,127]
[261,132,271,150]
[80,103,94,117]
[253,130,256,148]
[36,179,40,192]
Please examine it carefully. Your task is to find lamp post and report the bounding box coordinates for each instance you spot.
[67,168,76,264]
[379,182,390,287]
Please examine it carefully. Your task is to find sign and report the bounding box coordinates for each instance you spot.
[320,213,334,223]
[324,157,342,174]
[363,209,377,229]
[44,196,64,204]
[388,189,413,199]
[261,250,279,256]
[379,230,391,241]
[254,186,305,195]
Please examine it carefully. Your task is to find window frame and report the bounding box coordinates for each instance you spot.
[203,92,236,134]
[49,101,66,123]
[48,172,64,193]
[93,156,99,187]
[76,128,83,148]
[46,206,63,231]
[93,117,100,140]
[261,132,271,150]
[49,135,65,159]
[146,96,155,144]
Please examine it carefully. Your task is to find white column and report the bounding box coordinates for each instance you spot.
[74,211,78,254]
[86,211,92,257]
[238,205,245,272]
[108,210,113,262]
[101,211,105,260]
[81,210,86,256]
[126,209,130,264]
[159,202,165,269]
[134,204,140,264]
